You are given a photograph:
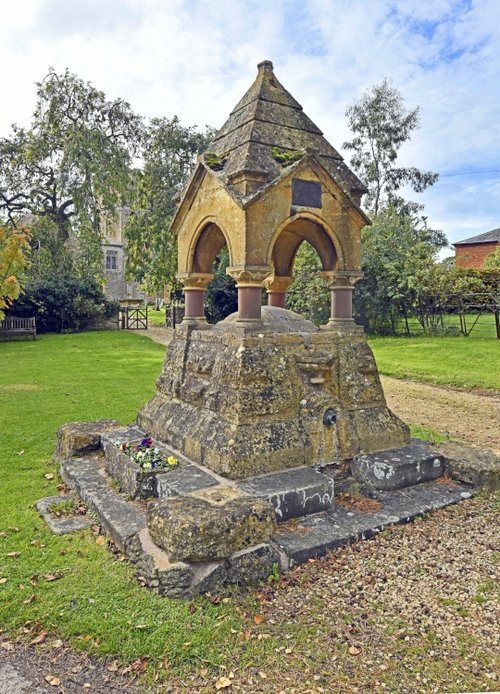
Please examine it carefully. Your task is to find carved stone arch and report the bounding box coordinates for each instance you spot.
[266,212,345,277]
[188,217,233,275]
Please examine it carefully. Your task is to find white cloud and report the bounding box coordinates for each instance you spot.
[0,0,498,244]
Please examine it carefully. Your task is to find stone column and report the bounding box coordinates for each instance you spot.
[176,272,213,326]
[227,266,273,321]
[264,276,293,308]
[321,270,363,327]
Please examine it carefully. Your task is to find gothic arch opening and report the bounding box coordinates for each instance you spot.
[271,217,339,277]
[191,222,229,274]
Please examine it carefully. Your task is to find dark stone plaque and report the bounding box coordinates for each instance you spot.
[292,179,322,208]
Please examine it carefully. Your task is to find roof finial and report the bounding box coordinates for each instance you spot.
[257,60,274,73]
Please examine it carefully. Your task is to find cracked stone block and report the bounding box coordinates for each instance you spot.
[147,485,276,562]
[55,419,121,460]
[191,561,227,595]
[227,543,280,586]
[351,439,445,490]
[126,528,193,597]
[238,467,334,522]
[440,441,500,490]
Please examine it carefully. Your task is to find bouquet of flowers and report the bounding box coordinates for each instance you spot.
[116,437,179,472]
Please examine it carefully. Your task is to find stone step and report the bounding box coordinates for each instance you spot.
[274,480,473,567]
[102,426,219,499]
[238,466,334,522]
[60,457,146,553]
[350,439,445,490]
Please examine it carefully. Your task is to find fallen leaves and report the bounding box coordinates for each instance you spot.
[215,677,231,689]
[44,572,63,582]
[30,629,48,645]
[253,614,264,625]
[44,473,55,480]
[6,551,21,558]
[1,641,14,651]
[45,675,61,686]
[348,645,361,656]
[95,536,106,546]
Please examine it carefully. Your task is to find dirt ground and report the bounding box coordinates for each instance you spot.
[382,375,500,450]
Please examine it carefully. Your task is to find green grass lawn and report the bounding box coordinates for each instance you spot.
[369,334,500,391]
[148,307,166,326]
[0,332,248,675]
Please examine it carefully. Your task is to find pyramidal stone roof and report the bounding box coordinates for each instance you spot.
[207,60,367,198]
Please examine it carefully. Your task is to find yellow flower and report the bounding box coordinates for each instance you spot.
[167,455,178,467]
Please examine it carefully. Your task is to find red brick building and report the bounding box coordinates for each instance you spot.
[454,228,500,268]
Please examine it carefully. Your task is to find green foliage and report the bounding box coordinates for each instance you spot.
[483,245,500,270]
[0,225,31,320]
[125,117,216,293]
[271,147,305,166]
[0,68,142,278]
[343,79,438,215]
[11,275,119,333]
[353,207,453,333]
[48,499,76,516]
[205,247,238,323]
[286,242,329,325]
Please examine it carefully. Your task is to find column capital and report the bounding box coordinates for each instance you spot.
[226,265,273,287]
[263,275,294,293]
[320,270,363,288]
[176,272,214,290]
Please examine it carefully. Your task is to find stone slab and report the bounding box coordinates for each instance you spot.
[439,441,500,490]
[60,457,146,552]
[273,480,473,567]
[351,439,445,490]
[36,495,91,535]
[101,425,145,451]
[238,467,334,522]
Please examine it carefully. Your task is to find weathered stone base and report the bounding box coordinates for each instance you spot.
[44,419,499,598]
[137,308,410,479]
[351,440,445,490]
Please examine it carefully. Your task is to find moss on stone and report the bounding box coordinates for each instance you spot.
[204,152,227,171]
[271,147,305,166]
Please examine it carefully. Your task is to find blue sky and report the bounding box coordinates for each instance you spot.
[1,0,499,251]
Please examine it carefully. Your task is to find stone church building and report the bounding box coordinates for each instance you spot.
[101,207,147,303]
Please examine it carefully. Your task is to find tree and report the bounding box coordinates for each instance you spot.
[286,242,329,325]
[0,225,30,320]
[125,117,216,293]
[0,68,142,277]
[353,206,449,332]
[343,79,438,215]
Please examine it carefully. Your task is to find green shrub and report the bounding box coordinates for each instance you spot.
[10,276,119,333]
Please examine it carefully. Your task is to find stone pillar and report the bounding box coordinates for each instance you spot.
[321,270,363,328]
[264,276,293,309]
[227,266,273,322]
[176,272,213,326]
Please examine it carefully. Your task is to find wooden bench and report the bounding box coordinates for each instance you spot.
[0,316,36,340]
